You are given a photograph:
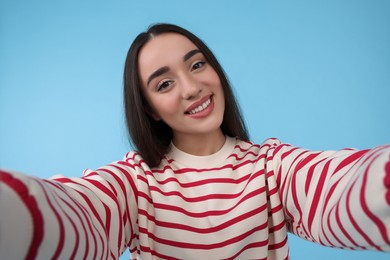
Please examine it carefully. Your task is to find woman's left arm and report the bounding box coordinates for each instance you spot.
[269,141,390,251]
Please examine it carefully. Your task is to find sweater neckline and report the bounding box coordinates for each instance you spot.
[167,136,236,169]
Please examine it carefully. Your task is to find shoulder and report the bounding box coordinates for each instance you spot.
[225,137,286,164]
[123,150,144,164]
[122,150,169,171]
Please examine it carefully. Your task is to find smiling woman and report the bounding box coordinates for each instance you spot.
[138,32,226,156]
[124,24,249,167]
[1,23,390,260]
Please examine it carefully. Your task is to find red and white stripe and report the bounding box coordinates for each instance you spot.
[1,137,389,259]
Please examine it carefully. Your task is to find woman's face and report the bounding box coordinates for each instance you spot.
[138,33,225,141]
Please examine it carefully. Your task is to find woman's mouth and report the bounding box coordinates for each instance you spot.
[184,95,215,118]
[188,98,211,115]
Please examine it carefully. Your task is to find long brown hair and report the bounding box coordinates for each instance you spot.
[124,23,249,167]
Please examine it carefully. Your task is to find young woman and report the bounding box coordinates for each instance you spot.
[1,23,390,260]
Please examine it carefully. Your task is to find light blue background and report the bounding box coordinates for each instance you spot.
[1,0,389,259]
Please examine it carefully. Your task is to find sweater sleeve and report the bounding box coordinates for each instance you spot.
[0,160,139,259]
[267,139,390,251]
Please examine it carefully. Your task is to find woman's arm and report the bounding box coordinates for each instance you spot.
[268,140,390,251]
[0,161,138,259]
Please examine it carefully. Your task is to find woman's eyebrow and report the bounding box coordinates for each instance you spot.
[146,49,201,86]
[147,66,170,85]
[183,49,201,61]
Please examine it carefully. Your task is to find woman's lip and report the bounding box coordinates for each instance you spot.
[185,96,214,119]
[184,95,213,114]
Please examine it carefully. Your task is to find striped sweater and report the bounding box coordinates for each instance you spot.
[1,136,390,259]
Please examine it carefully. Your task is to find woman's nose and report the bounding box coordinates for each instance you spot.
[181,76,201,100]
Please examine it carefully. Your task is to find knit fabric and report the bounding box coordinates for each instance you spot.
[1,137,390,259]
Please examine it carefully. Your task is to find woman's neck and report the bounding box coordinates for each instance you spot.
[172,129,226,156]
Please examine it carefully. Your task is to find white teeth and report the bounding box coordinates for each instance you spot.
[189,98,211,114]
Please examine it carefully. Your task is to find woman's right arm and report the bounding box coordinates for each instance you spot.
[0,160,139,259]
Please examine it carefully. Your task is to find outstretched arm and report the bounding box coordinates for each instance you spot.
[269,141,390,251]
[0,161,138,259]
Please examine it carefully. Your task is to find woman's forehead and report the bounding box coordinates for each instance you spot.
[139,33,197,62]
[137,33,199,78]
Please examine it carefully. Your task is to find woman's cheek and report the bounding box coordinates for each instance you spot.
[158,98,180,116]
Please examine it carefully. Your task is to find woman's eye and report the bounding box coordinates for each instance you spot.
[191,61,206,71]
[157,80,172,92]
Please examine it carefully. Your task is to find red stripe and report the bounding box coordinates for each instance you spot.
[334,200,355,248]
[128,245,138,254]
[293,154,328,237]
[138,220,269,250]
[277,149,309,226]
[317,151,364,247]
[56,181,104,258]
[43,181,84,258]
[139,186,267,218]
[324,148,387,250]
[1,171,44,259]
[108,164,139,253]
[345,181,379,249]
[56,178,107,258]
[307,160,331,232]
[320,209,335,247]
[138,203,268,234]
[268,217,287,234]
[234,142,261,153]
[73,185,107,258]
[83,178,124,240]
[148,186,249,202]
[279,145,298,161]
[141,172,252,188]
[118,160,138,170]
[35,181,65,258]
[143,170,265,203]
[78,181,118,259]
[298,153,321,194]
[287,154,319,237]
[139,245,181,260]
[322,151,366,215]
[171,157,265,174]
[100,166,127,196]
[227,240,270,260]
[98,165,135,254]
[103,203,112,240]
[58,197,83,258]
[269,203,283,218]
[268,235,289,250]
[332,150,369,174]
[228,150,261,160]
[360,153,390,246]
[320,151,369,249]
[115,162,139,200]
